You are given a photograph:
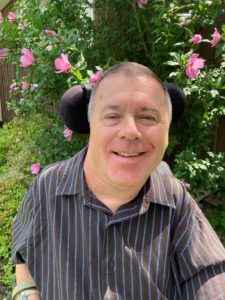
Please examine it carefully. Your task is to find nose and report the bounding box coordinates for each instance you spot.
[118,117,142,140]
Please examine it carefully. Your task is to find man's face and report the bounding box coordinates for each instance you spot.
[86,74,170,189]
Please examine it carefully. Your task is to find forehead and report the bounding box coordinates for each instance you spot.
[94,74,166,109]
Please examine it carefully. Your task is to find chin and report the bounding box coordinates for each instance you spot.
[109,171,147,188]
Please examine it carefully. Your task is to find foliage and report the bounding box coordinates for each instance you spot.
[93,0,225,158]
[0,0,99,115]
[0,0,224,155]
[93,1,223,68]
[173,150,225,198]
[0,0,225,297]
[173,149,225,248]
[207,205,225,246]
[0,114,88,296]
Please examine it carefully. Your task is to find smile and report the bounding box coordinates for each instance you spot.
[114,152,144,157]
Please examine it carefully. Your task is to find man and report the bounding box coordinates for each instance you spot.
[12,62,225,299]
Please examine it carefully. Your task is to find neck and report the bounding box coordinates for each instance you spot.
[84,158,142,213]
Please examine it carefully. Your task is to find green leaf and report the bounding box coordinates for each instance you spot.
[164,61,180,66]
[209,90,219,98]
[87,70,94,77]
[74,70,83,81]
[0,236,6,246]
[173,42,185,47]
[76,52,87,70]
[168,72,179,78]
[39,0,50,13]
[96,66,103,71]
[222,25,225,33]
[169,52,180,60]
[67,44,78,51]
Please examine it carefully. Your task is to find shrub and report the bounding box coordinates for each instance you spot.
[0,0,224,158]
[173,150,225,198]
[0,0,100,115]
[0,0,225,296]
[0,114,87,296]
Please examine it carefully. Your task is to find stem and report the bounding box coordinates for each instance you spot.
[128,0,155,66]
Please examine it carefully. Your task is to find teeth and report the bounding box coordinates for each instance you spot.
[117,152,140,157]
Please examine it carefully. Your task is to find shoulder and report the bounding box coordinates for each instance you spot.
[31,147,86,196]
[151,166,193,212]
[39,147,86,181]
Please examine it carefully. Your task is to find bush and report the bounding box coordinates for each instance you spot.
[207,205,225,245]
[0,114,87,296]
[0,0,225,297]
[0,0,224,158]
[0,0,100,115]
[173,150,225,198]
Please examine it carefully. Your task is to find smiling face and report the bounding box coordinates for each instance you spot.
[84,74,170,191]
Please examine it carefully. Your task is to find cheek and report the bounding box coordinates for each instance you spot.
[145,127,169,146]
[90,127,115,150]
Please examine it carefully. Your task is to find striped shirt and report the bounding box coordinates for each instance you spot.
[12,148,225,300]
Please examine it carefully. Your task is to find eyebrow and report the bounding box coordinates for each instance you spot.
[139,107,160,114]
[102,105,120,112]
[102,105,160,114]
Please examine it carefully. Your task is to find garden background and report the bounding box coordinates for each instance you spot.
[0,0,225,298]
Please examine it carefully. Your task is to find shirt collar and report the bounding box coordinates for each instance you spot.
[56,148,176,211]
[56,147,87,196]
[138,171,176,215]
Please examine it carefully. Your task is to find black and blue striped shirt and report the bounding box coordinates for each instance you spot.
[12,148,225,299]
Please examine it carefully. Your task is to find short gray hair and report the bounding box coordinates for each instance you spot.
[88,62,172,123]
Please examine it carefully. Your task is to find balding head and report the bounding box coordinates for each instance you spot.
[88,62,172,123]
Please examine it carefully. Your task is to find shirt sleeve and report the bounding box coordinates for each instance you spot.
[11,184,34,264]
[172,191,225,299]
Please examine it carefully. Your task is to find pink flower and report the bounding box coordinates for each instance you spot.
[89,70,103,84]
[10,82,19,90]
[19,98,25,102]
[55,54,71,73]
[137,0,148,8]
[0,48,10,63]
[22,82,29,92]
[185,53,205,79]
[210,28,221,47]
[20,48,35,68]
[8,12,17,23]
[30,83,39,91]
[192,34,202,44]
[0,12,3,23]
[45,29,57,36]
[30,163,41,175]
[63,128,73,141]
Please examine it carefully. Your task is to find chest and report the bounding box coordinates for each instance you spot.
[35,195,174,298]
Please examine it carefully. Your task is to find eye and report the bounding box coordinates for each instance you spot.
[137,114,158,124]
[102,113,121,125]
[105,114,121,120]
[140,115,155,120]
